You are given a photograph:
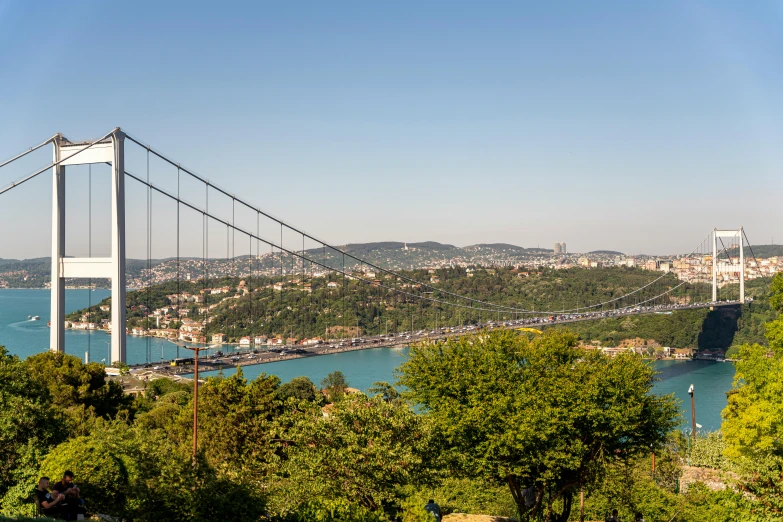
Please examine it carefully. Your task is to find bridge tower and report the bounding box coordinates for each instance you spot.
[712,228,744,303]
[50,129,126,364]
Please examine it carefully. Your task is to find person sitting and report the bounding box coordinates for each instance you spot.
[53,470,86,521]
[606,509,621,522]
[34,476,65,519]
[424,499,442,521]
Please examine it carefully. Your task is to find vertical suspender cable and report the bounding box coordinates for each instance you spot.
[177,166,181,360]
[226,224,230,343]
[302,234,306,342]
[87,164,92,360]
[146,148,151,363]
[255,211,260,343]
[232,198,236,342]
[201,212,209,350]
[205,184,209,346]
[250,233,253,331]
[280,223,283,339]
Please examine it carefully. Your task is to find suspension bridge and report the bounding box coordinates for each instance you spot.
[0,128,769,365]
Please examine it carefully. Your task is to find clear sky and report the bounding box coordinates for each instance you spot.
[0,1,781,259]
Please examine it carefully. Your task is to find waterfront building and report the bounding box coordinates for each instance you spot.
[674,348,694,360]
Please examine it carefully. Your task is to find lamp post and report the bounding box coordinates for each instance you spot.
[688,383,696,435]
[184,345,209,465]
[651,445,656,482]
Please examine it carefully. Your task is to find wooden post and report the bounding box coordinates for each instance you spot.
[185,346,208,465]
[580,487,584,522]
[652,451,656,482]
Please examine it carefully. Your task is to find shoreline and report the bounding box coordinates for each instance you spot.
[146,339,415,378]
[151,338,732,380]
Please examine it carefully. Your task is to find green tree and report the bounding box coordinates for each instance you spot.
[23,351,131,426]
[171,368,281,485]
[271,498,388,522]
[0,347,61,502]
[399,330,679,521]
[770,272,783,312]
[721,273,783,518]
[40,420,267,522]
[276,376,323,404]
[273,394,433,514]
[0,440,48,518]
[320,371,349,402]
[368,381,401,403]
[39,423,132,517]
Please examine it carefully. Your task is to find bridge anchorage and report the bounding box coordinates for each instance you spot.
[0,128,771,365]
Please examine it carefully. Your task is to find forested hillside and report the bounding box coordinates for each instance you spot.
[68,265,772,350]
[551,297,774,352]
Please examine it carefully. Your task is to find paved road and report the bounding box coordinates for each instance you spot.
[140,299,745,378]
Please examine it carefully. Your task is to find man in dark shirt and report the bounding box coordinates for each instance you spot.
[35,477,64,518]
[53,470,86,520]
[53,470,81,498]
[424,499,442,521]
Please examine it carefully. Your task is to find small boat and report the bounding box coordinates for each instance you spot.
[31,316,40,321]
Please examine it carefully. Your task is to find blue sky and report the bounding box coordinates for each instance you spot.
[0,1,781,258]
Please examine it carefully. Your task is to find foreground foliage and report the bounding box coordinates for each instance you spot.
[721,272,783,519]
[399,330,679,521]
[3,274,783,520]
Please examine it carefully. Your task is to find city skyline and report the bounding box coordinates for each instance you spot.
[1,2,782,258]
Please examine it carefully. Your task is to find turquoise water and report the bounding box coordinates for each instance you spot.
[0,288,196,365]
[651,359,735,432]
[0,289,735,431]
[200,345,413,393]
[200,349,735,432]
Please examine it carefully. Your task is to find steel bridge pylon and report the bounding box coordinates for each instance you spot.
[50,128,126,364]
[712,227,744,303]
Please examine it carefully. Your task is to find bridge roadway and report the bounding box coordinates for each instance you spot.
[140,299,746,378]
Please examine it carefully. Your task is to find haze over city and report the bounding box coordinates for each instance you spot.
[1,1,781,259]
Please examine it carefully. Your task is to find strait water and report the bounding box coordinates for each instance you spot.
[0,289,735,431]
[0,288,227,365]
[199,348,735,432]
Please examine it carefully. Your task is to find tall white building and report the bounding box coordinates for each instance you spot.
[554,242,567,254]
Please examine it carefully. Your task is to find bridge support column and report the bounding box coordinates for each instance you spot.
[110,131,127,364]
[712,228,717,302]
[739,226,745,302]
[50,135,65,353]
[713,228,745,304]
[49,129,127,364]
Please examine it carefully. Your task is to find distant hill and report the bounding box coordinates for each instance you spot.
[465,243,527,253]
[748,245,783,258]
[338,241,458,256]
[589,250,624,255]
[0,257,49,266]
